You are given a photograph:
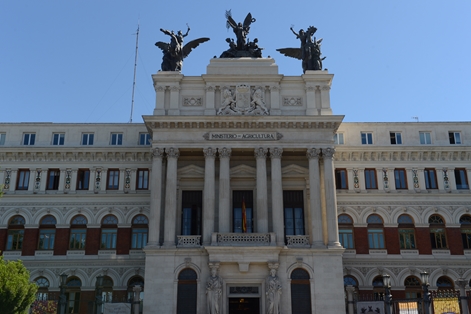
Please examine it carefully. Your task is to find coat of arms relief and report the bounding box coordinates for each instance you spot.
[217,84,269,115]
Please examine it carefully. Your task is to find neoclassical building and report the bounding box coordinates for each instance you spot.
[1,58,470,314]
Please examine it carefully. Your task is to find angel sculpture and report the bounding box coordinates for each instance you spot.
[155,26,209,71]
[277,25,326,73]
[220,11,262,58]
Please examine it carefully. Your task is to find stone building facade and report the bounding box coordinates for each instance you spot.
[0,58,470,314]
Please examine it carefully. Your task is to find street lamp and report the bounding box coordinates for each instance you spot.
[420,271,431,314]
[382,275,392,314]
[59,274,68,314]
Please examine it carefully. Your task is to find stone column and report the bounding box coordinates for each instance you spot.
[307,148,323,247]
[346,286,356,314]
[148,148,163,247]
[203,148,216,245]
[163,147,179,247]
[255,147,269,233]
[455,278,468,314]
[218,147,231,233]
[322,148,341,247]
[270,147,284,246]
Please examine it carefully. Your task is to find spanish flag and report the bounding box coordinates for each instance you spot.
[242,197,247,233]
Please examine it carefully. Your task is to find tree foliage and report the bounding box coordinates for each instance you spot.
[0,256,38,314]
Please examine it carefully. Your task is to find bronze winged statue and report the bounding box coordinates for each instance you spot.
[277,25,325,73]
[220,11,262,58]
[155,26,210,71]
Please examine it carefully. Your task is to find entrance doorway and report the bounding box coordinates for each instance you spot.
[229,297,260,314]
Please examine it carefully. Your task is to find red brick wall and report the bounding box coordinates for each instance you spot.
[54,228,69,255]
[86,228,100,255]
[354,227,369,254]
[393,290,406,299]
[22,228,38,255]
[0,229,7,253]
[447,228,464,255]
[384,227,400,254]
[415,228,432,254]
[117,228,131,255]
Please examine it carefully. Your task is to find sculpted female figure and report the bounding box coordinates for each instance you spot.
[266,268,282,314]
[206,266,223,314]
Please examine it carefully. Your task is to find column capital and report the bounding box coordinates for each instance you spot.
[218,147,232,158]
[203,147,217,158]
[269,147,283,159]
[306,148,321,159]
[151,148,164,158]
[254,147,268,159]
[322,147,335,159]
[165,147,180,159]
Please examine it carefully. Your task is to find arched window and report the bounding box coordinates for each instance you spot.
[101,215,118,249]
[6,215,25,251]
[460,215,471,249]
[177,269,197,314]
[404,276,422,299]
[131,215,148,249]
[436,276,454,290]
[34,277,50,301]
[429,214,447,249]
[127,276,144,305]
[65,277,81,314]
[344,275,358,287]
[69,215,87,250]
[38,215,56,250]
[291,268,312,314]
[372,275,385,300]
[338,214,354,249]
[98,276,114,304]
[398,214,416,250]
[367,214,385,249]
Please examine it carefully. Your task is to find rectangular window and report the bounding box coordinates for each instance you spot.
[52,133,65,145]
[38,230,55,250]
[390,132,402,145]
[365,169,377,189]
[107,169,119,190]
[334,133,344,145]
[46,169,60,190]
[368,229,385,249]
[449,132,462,144]
[361,132,373,145]
[339,229,354,248]
[455,168,469,190]
[76,169,90,190]
[139,133,151,145]
[131,228,148,249]
[283,190,305,236]
[69,229,86,249]
[81,133,94,145]
[110,133,123,145]
[424,168,438,189]
[462,229,471,250]
[101,229,117,249]
[394,169,407,189]
[136,169,149,190]
[16,169,30,190]
[335,169,348,189]
[430,228,447,249]
[6,230,24,250]
[233,191,253,233]
[23,133,36,145]
[419,132,432,144]
[399,229,416,249]
[181,191,202,236]
[0,133,5,145]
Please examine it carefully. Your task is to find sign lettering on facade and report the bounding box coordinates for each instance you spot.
[203,132,282,141]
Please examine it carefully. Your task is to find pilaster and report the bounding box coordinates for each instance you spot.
[203,147,216,245]
[270,147,284,246]
[218,147,232,233]
[255,147,268,233]
[163,147,179,247]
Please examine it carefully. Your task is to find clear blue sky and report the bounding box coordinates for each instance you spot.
[1,0,470,123]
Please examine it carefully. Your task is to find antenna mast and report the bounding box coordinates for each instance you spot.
[129,23,140,123]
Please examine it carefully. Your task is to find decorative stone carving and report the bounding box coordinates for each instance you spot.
[353,169,360,191]
[306,148,321,159]
[183,97,202,106]
[382,168,390,191]
[203,147,217,158]
[4,169,11,190]
[269,147,283,159]
[34,169,42,193]
[206,263,223,314]
[64,169,72,192]
[283,97,302,106]
[412,168,420,191]
[442,168,451,192]
[266,265,282,314]
[124,169,131,193]
[322,147,335,158]
[165,147,179,159]
[254,147,268,159]
[94,168,102,194]
[217,85,269,115]
[218,147,232,158]
[152,148,164,158]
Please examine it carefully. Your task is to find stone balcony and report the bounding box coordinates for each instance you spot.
[177,235,201,248]
[285,235,310,247]
[211,232,276,246]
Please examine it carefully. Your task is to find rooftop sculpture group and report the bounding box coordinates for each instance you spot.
[154,10,325,73]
